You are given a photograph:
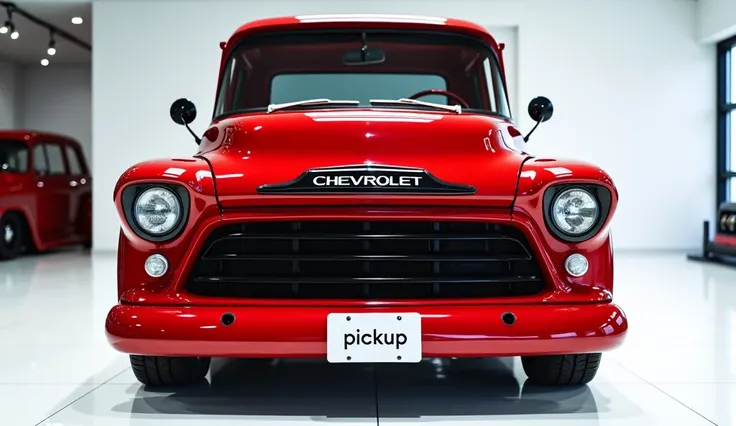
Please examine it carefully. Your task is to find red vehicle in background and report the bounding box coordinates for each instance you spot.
[106,15,627,388]
[0,131,92,260]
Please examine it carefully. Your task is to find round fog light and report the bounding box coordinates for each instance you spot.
[145,254,168,277]
[564,254,588,277]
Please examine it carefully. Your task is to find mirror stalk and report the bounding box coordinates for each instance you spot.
[523,120,541,142]
[184,120,201,145]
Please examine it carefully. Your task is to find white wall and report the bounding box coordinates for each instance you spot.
[697,0,736,43]
[0,61,91,161]
[19,65,92,164]
[92,0,714,251]
[0,61,21,129]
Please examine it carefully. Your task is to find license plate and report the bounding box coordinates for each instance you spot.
[326,312,422,363]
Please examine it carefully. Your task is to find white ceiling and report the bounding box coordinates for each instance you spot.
[0,1,91,65]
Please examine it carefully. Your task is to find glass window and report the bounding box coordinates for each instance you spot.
[44,144,67,175]
[718,37,736,205]
[0,141,28,173]
[33,145,48,175]
[215,31,510,117]
[271,73,448,105]
[65,146,83,175]
[730,46,736,104]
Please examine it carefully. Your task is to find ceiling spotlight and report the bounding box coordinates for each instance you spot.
[40,58,49,67]
[71,17,83,25]
[47,32,56,55]
[1,7,11,34]
[10,28,18,40]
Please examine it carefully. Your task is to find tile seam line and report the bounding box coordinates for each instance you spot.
[32,366,130,426]
[374,365,380,426]
[610,359,719,425]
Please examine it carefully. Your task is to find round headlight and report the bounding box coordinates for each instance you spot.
[551,188,599,235]
[134,187,182,235]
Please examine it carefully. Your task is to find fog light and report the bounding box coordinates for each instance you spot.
[145,254,168,277]
[564,254,588,277]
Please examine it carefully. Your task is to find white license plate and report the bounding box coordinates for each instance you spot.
[326,312,422,363]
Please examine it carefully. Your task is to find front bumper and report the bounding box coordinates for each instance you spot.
[106,302,627,358]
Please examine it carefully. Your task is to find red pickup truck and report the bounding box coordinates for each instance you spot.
[105,14,627,388]
[0,130,92,259]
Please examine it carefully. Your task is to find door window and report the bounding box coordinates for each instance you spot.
[65,146,84,175]
[44,144,67,175]
[33,145,48,175]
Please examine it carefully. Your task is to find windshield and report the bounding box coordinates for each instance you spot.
[0,140,28,173]
[214,31,510,118]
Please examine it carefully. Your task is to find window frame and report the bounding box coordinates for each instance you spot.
[717,34,736,208]
[212,29,512,121]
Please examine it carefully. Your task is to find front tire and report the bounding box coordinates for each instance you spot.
[130,355,211,387]
[0,213,23,260]
[522,353,602,386]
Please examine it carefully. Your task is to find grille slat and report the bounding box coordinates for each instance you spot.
[186,220,545,299]
[202,254,532,261]
[192,275,540,284]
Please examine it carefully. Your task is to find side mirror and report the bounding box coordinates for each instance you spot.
[524,96,554,142]
[169,98,201,144]
[170,98,197,125]
[527,96,554,123]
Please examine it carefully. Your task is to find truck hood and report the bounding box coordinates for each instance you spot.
[199,109,528,208]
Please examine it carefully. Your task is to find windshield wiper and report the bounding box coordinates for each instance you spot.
[267,98,360,113]
[369,98,462,114]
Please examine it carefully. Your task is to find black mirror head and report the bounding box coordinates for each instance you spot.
[170,98,197,125]
[528,96,554,123]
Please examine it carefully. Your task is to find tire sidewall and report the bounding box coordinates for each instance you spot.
[0,214,23,260]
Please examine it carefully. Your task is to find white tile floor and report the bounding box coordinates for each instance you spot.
[0,250,733,425]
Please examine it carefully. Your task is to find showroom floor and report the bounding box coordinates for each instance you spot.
[0,251,733,425]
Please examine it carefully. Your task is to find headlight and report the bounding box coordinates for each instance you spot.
[551,187,599,235]
[133,187,182,235]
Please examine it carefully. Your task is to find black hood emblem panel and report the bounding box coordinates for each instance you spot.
[257,165,476,194]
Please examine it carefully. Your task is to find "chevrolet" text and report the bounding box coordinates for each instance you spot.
[312,175,421,187]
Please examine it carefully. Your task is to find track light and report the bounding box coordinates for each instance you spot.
[1,7,12,35]
[47,31,56,55]
[10,26,18,40]
[40,58,49,67]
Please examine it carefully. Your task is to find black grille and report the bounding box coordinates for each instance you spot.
[186,221,545,299]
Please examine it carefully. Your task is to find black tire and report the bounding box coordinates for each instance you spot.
[130,355,211,387]
[0,213,23,260]
[522,353,602,386]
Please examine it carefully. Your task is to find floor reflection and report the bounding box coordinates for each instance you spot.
[121,357,599,419]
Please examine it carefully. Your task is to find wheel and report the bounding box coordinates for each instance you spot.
[129,355,211,387]
[0,213,23,260]
[521,353,601,386]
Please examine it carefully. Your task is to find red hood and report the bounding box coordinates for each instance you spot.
[199,109,528,208]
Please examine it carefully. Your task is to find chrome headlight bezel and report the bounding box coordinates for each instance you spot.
[543,184,612,243]
[121,183,190,242]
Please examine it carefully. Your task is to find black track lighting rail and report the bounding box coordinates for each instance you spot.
[0,1,91,51]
